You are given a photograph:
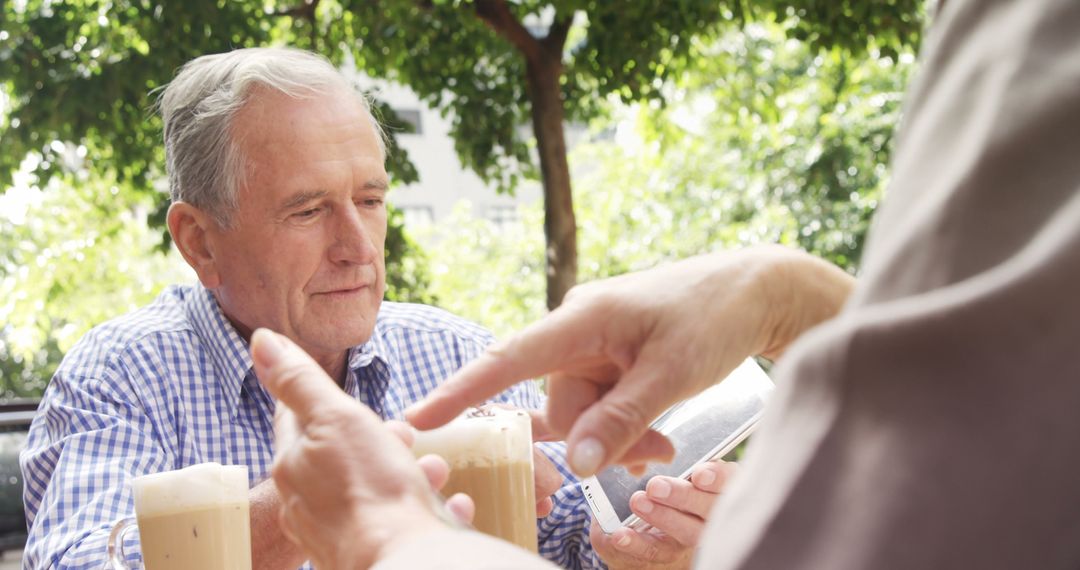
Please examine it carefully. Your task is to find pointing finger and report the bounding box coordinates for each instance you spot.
[564,347,678,476]
[406,304,600,429]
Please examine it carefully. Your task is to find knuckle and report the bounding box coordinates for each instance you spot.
[271,460,295,493]
[660,512,702,546]
[318,404,357,430]
[562,282,592,304]
[563,282,614,316]
[272,360,313,392]
[675,485,702,508]
[600,398,650,435]
[641,541,662,562]
[655,478,689,505]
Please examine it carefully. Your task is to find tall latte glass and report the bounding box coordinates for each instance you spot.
[107,462,251,570]
[412,407,538,552]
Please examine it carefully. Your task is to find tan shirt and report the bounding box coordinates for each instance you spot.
[378,0,1080,567]
[704,0,1080,567]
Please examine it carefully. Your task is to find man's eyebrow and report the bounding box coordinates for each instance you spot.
[363,179,390,192]
[279,190,329,212]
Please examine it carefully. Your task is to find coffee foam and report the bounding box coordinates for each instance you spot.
[133,463,249,516]
[411,408,533,467]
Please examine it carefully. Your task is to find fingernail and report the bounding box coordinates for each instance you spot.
[615,534,631,548]
[570,438,605,476]
[696,468,717,488]
[635,496,654,514]
[650,478,671,499]
[252,329,286,368]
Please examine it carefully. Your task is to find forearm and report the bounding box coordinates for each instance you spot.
[249,478,308,570]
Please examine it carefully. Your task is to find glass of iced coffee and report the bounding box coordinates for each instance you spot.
[411,407,538,552]
[107,462,251,570]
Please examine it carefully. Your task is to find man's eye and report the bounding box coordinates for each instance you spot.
[294,208,321,219]
[360,198,384,207]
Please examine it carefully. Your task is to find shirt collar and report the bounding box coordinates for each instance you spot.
[185,283,255,415]
[344,322,396,413]
[348,326,394,371]
[185,283,395,413]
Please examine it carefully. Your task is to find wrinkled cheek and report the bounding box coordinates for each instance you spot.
[288,302,306,330]
[252,265,279,294]
[376,277,387,300]
[376,259,388,298]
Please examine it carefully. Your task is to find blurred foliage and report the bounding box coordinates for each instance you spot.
[1,0,923,196]
[0,1,922,396]
[383,205,437,305]
[0,169,191,398]
[1,0,924,309]
[422,22,915,338]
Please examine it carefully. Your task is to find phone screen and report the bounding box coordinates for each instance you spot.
[588,359,772,524]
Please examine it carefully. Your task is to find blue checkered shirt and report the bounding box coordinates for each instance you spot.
[20,284,602,569]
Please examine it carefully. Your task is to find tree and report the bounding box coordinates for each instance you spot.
[421,21,915,337]
[1,0,924,309]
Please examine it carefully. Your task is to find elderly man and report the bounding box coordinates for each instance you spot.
[19,47,722,570]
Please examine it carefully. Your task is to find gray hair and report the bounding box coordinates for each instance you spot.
[156,47,386,228]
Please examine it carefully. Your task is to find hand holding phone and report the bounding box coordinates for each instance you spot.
[581,358,773,533]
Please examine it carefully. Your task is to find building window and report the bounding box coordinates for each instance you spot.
[399,205,434,228]
[486,204,518,229]
[391,108,423,135]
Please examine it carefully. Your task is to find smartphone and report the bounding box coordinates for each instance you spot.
[580,358,773,533]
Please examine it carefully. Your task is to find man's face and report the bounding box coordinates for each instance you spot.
[204,86,388,369]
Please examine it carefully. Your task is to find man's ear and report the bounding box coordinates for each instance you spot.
[167,202,222,289]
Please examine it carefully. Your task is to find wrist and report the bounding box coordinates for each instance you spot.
[372,496,458,564]
[742,245,854,359]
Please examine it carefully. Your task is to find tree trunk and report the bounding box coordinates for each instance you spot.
[526,56,577,310]
[470,1,577,309]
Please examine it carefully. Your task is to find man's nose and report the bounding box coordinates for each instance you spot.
[329,206,378,265]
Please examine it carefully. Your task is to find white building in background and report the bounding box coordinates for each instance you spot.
[355,77,544,231]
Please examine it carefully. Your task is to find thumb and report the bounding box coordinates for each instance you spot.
[251,328,351,426]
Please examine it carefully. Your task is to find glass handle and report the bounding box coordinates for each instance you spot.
[105,517,137,570]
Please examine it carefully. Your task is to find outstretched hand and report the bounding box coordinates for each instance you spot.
[408,247,855,477]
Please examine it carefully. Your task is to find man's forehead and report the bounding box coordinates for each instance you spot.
[236,101,382,167]
[237,85,373,136]
[230,91,386,198]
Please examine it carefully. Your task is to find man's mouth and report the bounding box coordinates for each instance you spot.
[315,284,370,297]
